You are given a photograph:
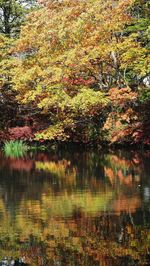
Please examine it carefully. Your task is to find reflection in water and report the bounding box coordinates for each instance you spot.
[0,149,149,265]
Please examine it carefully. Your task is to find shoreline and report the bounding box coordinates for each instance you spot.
[0,139,150,151]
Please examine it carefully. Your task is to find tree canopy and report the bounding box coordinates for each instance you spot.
[0,0,150,145]
[0,0,38,37]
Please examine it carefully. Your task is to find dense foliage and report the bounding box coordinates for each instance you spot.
[0,0,38,37]
[0,0,150,145]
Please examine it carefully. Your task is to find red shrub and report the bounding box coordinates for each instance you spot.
[8,126,34,140]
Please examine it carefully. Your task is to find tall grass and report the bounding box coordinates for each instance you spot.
[3,140,28,158]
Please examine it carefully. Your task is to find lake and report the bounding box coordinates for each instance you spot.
[0,147,149,265]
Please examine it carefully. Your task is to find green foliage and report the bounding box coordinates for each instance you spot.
[121,0,150,84]
[3,140,28,158]
[138,87,150,102]
[71,88,109,114]
[35,123,68,141]
[0,0,38,37]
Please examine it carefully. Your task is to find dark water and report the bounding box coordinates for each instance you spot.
[0,148,149,266]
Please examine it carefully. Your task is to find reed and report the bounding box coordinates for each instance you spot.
[4,140,28,158]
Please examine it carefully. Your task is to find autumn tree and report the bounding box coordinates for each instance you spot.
[0,0,149,144]
[0,34,19,129]
[11,0,137,142]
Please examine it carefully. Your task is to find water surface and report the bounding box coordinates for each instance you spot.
[0,148,149,265]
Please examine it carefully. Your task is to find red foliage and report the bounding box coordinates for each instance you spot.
[109,87,137,106]
[103,88,150,146]
[8,126,34,140]
[132,122,150,145]
[111,122,150,146]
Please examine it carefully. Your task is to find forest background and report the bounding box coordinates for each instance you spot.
[0,0,150,146]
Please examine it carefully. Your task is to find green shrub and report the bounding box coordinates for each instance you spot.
[3,140,28,158]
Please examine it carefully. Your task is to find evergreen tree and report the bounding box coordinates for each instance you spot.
[0,0,38,37]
